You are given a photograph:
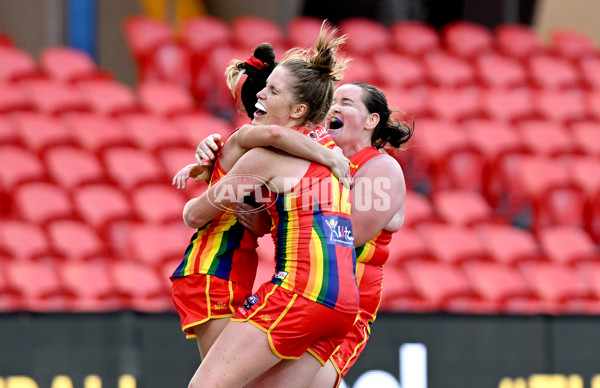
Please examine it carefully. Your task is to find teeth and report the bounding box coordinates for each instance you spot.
[255,102,266,113]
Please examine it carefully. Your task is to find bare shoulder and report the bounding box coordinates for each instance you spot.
[354,153,404,182]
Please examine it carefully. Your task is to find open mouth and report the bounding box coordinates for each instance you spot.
[329,117,344,130]
[254,102,267,117]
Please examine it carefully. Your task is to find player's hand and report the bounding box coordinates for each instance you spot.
[195,134,223,165]
[234,203,272,236]
[172,163,213,189]
[329,146,352,189]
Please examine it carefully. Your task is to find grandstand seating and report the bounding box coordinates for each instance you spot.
[1,18,599,316]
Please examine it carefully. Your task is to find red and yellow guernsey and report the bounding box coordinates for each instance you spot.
[171,147,259,293]
[350,147,396,323]
[267,127,359,315]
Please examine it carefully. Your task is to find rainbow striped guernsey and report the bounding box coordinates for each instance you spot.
[171,152,259,292]
[350,147,397,323]
[266,129,359,315]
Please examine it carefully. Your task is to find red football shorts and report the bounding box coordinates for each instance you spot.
[330,311,371,387]
[171,274,252,339]
[232,282,357,365]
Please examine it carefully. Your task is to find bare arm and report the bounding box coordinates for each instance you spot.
[229,124,351,187]
[351,154,406,247]
[183,148,279,229]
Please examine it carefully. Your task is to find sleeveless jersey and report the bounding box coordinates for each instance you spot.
[171,147,259,292]
[350,147,396,322]
[267,129,359,315]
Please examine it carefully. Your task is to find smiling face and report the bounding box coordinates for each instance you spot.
[253,66,306,127]
[326,84,379,151]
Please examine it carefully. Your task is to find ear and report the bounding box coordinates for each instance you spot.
[365,112,380,131]
[291,103,308,120]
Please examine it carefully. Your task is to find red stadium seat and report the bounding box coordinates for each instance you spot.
[59,260,119,311]
[73,184,135,237]
[0,119,22,151]
[286,16,323,49]
[66,113,133,156]
[137,81,196,117]
[39,46,111,83]
[0,220,51,261]
[173,112,234,146]
[521,261,599,314]
[6,259,75,311]
[570,156,600,202]
[0,118,18,145]
[425,86,482,122]
[580,262,600,305]
[122,15,175,82]
[339,17,391,57]
[410,118,484,192]
[77,80,141,117]
[537,226,598,267]
[0,46,40,82]
[182,16,231,55]
[532,89,588,124]
[474,53,528,89]
[230,16,286,54]
[517,119,576,158]
[47,220,108,262]
[579,56,600,89]
[464,261,541,314]
[0,82,34,113]
[494,24,545,60]
[44,146,106,190]
[341,56,377,86]
[431,189,495,227]
[119,113,189,153]
[101,147,166,190]
[390,21,441,57]
[384,87,427,122]
[13,182,75,224]
[157,146,196,179]
[386,226,433,264]
[200,45,247,112]
[13,112,74,155]
[130,184,187,224]
[21,78,90,115]
[465,119,526,208]
[379,266,434,313]
[403,190,437,228]
[109,260,172,312]
[417,223,489,266]
[526,54,581,89]
[114,222,190,267]
[480,88,535,123]
[585,90,600,121]
[511,155,586,231]
[442,21,495,60]
[0,145,45,190]
[550,29,596,62]
[372,51,426,89]
[477,224,542,267]
[423,51,476,88]
[571,121,600,157]
[405,261,494,313]
[182,16,232,102]
[0,30,13,47]
[0,266,22,311]
[142,40,192,88]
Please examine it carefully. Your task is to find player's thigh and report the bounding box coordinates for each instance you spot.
[193,321,281,387]
[193,317,230,359]
[248,351,324,388]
